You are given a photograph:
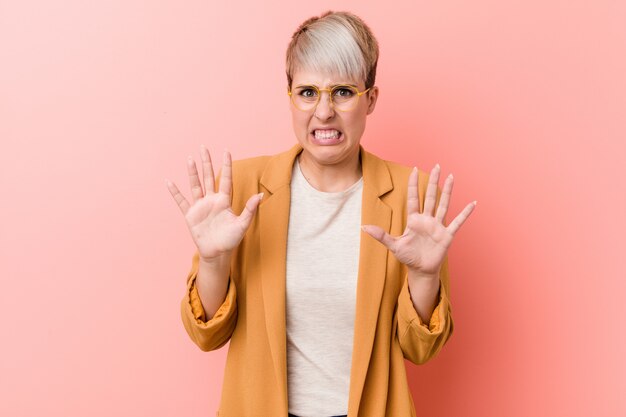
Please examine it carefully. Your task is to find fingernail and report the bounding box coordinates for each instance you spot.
[449,174,453,180]
[436,163,440,169]
[258,192,264,200]
[473,200,478,206]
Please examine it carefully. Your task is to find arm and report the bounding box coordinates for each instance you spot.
[167,148,262,351]
[396,255,454,365]
[407,268,441,327]
[362,163,474,364]
[195,252,231,320]
[180,251,238,352]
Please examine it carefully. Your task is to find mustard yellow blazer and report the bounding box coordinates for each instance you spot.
[180,144,454,417]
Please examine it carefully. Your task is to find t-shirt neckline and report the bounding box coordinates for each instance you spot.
[293,158,363,199]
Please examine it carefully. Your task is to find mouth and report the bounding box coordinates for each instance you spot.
[310,128,343,145]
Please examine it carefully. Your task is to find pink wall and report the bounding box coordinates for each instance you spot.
[1,1,624,416]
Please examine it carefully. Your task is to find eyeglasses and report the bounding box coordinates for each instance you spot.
[288,84,372,112]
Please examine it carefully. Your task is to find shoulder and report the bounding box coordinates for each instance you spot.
[231,154,273,180]
[225,155,272,209]
[228,146,298,205]
[231,145,298,178]
[362,149,414,189]
[230,144,301,190]
[374,154,431,181]
[229,155,274,201]
[386,159,432,193]
[383,159,414,181]
[362,149,436,198]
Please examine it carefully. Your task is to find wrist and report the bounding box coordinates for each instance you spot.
[199,252,232,267]
[407,267,440,281]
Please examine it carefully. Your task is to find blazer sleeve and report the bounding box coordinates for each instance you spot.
[180,251,238,352]
[396,254,454,365]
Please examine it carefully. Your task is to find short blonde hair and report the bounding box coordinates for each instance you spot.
[286,10,379,90]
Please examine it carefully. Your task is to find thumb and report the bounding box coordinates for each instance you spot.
[237,192,264,230]
[361,225,397,252]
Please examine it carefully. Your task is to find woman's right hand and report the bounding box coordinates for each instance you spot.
[166,146,263,262]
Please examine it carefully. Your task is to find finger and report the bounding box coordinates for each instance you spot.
[218,150,233,197]
[166,180,191,215]
[407,167,419,214]
[361,225,398,253]
[200,145,215,194]
[187,156,204,203]
[422,164,440,216]
[447,201,477,235]
[237,193,264,230]
[435,173,454,224]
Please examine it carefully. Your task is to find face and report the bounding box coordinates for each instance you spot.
[289,68,379,169]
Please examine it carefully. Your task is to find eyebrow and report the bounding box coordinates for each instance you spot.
[293,83,359,89]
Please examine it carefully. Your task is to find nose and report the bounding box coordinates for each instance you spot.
[314,91,335,120]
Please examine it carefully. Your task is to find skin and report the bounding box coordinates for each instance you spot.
[289,69,379,192]
[167,149,262,319]
[361,164,477,325]
[166,69,477,323]
[288,69,477,324]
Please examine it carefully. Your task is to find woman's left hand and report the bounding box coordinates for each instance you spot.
[362,164,476,277]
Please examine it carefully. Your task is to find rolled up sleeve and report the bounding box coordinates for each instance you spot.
[180,252,238,352]
[396,255,454,365]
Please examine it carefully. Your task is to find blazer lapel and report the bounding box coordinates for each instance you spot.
[259,144,303,413]
[347,147,393,416]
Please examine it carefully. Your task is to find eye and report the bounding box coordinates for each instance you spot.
[298,88,318,98]
[333,87,355,97]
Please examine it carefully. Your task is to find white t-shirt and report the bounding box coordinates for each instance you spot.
[286,158,363,416]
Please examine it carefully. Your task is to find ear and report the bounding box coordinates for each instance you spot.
[366,86,379,115]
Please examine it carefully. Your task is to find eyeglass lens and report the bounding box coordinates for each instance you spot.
[291,86,360,111]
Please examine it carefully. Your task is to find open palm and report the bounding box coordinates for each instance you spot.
[166,146,263,261]
[362,164,476,276]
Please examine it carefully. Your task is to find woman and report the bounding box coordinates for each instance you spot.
[167,11,476,417]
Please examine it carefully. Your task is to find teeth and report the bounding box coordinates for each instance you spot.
[314,129,340,139]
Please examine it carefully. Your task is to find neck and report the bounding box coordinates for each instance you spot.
[297,149,362,192]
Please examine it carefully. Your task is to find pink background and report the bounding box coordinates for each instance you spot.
[1,0,624,416]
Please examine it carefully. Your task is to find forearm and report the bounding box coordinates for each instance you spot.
[195,255,231,320]
[407,269,441,326]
